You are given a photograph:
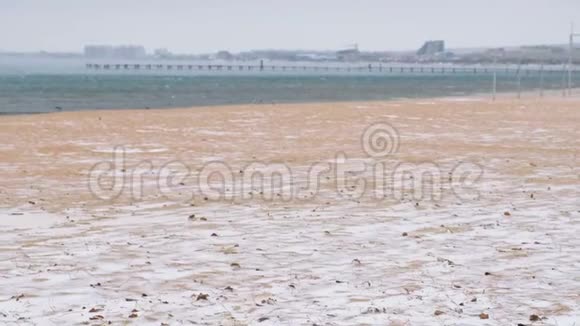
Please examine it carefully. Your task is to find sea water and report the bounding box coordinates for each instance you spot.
[0,56,570,114]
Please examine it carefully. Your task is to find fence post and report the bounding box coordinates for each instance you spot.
[539,64,544,98]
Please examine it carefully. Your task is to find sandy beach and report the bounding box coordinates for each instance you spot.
[0,96,579,325]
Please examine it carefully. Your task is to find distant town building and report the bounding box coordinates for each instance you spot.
[84,45,114,58]
[417,40,445,56]
[336,44,360,61]
[215,50,234,60]
[296,53,337,61]
[84,45,146,59]
[154,48,172,58]
[113,46,146,59]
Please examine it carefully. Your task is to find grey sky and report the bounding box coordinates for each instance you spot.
[1,0,579,53]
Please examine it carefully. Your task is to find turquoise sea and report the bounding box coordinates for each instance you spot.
[0,56,572,114]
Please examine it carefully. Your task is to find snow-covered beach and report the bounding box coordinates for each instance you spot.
[0,97,578,325]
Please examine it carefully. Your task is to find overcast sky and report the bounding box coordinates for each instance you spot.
[1,0,579,53]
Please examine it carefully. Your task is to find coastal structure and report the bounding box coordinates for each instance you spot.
[76,42,580,64]
[84,61,576,77]
[417,40,445,56]
[215,50,234,60]
[153,48,172,59]
[84,45,147,60]
[336,44,360,61]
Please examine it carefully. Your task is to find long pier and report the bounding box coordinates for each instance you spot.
[85,62,577,76]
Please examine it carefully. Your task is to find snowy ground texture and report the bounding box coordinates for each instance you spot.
[0,97,578,325]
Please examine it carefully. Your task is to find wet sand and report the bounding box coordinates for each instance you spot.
[0,96,579,325]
